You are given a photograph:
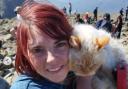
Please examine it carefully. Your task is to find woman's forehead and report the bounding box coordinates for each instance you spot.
[28,26,54,46]
[29,25,43,36]
[29,25,49,39]
[27,25,68,48]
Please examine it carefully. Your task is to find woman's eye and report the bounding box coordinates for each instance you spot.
[57,43,66,47]
[32,48,45,53]
[55,41,68,53]
[54,41,69,53]
[56,42,68,48]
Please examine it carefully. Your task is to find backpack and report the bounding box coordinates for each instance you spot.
[117,61,128,89]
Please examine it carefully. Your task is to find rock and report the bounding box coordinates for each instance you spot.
[0,56,13,70]
[0,19,6,25]
[10,27,17,39]
[0,54,4,60]
[0,14,127,88]
[0,48,8,56]
[2,56,12,66]
[0,40,2,48]
[0,70,4,76]
[0,34,12,41]
[4,71,18,85]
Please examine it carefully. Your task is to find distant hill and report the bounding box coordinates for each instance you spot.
[0,0,24,19]
[0,0,51,19]
[1,0,127,19]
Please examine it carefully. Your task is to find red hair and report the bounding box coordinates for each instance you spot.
[15,1,73,77]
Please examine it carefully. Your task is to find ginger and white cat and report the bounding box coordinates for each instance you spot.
[69,24,128,89]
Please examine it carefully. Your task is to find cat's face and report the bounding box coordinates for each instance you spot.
[69,34,109,76]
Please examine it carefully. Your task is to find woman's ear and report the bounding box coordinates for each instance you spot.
[93,36,110,50]
[69,35,81,50]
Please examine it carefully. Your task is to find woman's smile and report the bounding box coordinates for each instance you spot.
[46,65,64,72]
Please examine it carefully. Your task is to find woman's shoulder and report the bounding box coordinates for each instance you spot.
[10,74,35,89]
[10,74,66,89]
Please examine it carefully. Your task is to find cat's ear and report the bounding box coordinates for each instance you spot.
[93,36,109,50]
[69,35,81,49]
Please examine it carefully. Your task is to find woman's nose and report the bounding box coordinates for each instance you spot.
[46,51,56,63]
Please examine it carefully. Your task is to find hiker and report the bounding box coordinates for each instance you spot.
[125,6,128,21]
[62,6,67,15]
[75,13,85,24]
[0,15,2,19]
[83,12,93,24]
[9,6,22,39]
[10,1,93,89]
[95,13,112,33]
[68,2,72,15]
[14,6,21,20]
[120,8,124,16]
[93,7,98,21]
[113,13,123,39]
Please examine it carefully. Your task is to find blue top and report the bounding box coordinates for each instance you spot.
[10,72,76,89]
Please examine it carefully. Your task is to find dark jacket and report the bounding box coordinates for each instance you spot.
[96,19,112,33]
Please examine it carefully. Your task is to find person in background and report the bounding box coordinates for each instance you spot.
[0,15,2,19]
[75,13,85,24]
[120,8,124,16]
[62,6,67,15]
[93,7,98,21]
[10,1,93,89]
[83,12,89,24]
[114,12,123,39]
[83,12,94,24]
[95,13,112,33]
[10,6,22,39]
[14,6,22,20]
[68,2,72,15]
[125,6,128,21]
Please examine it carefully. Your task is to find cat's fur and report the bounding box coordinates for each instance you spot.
[69,24,128,89]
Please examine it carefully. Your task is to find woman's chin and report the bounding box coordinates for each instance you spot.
[46,65,69,83]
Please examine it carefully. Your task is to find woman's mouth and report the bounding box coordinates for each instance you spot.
[47,65,64,72]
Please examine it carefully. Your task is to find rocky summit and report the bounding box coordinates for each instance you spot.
[0,15,128,89]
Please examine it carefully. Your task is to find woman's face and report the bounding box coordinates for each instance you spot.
[27,26,69,83]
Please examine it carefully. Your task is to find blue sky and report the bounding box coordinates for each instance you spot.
[48,0,128,13]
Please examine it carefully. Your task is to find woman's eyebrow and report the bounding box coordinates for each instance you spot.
[54,40,67,44]
[28,44,43,49]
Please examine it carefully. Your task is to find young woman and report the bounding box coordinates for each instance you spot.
[10,1,93,89]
